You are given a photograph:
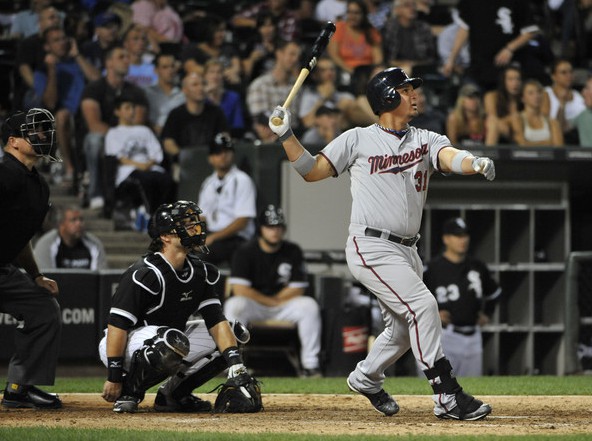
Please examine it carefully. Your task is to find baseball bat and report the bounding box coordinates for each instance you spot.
[271,21,336,126]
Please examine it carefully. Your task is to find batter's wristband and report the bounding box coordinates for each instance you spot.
[279,127,294,142]
[450,150,472,174]
[222,346,243,367]
[107,357,124,383]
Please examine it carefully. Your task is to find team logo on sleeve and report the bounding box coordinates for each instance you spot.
[368,144,428,175]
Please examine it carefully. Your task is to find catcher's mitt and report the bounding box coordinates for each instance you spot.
[213,373,263,413]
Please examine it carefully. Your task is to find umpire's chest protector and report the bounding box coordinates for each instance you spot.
[140,254,213,330]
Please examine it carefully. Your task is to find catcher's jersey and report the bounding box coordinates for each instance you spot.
[108,252,223,331]
[320,124,449,237]
[229,239,309,297]
[423,255,502,326]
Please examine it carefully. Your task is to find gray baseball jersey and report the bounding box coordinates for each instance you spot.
[322,124,453,395]
[320,124,450,237]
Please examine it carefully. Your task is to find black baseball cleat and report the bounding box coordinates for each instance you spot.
[346,378,399,416]
[154,390,212,413]
[2,385,62,409]
[434,391,492,421]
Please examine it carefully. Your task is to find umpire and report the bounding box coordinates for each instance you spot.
[0,108,62,409]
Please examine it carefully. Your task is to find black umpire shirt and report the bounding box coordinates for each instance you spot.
[0,153,50,265]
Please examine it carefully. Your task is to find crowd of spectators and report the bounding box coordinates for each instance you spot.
[1,0,591,218]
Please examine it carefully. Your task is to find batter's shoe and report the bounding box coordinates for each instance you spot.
[113,395,140,413]
[346,378,399,416]
[434,391,492,421]
[2,385,62,409]
[153,390,212,413]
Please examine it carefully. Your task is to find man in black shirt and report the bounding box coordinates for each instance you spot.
[226,205,322,377]
[423,217,502,376]
[0,108,62,409]
[99,201,257,413]
[161,72,228,176]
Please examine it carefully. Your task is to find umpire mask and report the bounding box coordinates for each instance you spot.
[2,108,58,161]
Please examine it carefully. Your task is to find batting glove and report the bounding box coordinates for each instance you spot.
[472,157,495,181]
[268,106,293,141]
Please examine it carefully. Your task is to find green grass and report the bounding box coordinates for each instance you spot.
[1,376,591,440]
[17,375,592,396]
[0,429,591,441]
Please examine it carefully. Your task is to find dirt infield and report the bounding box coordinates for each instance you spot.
[0,394,591,436]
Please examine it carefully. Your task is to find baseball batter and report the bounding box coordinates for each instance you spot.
[268,67,495,420]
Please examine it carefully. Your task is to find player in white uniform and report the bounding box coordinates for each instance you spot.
[268,67,495,421]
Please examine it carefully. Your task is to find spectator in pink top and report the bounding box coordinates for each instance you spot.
[131,0,184,45]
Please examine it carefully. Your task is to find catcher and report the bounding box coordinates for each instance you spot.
[99,200,262,413]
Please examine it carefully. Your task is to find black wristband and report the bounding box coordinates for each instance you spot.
[32,273,44,280]
[107,357,124,383]
[222,346,243,367]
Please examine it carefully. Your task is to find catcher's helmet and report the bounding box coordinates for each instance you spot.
[258,204,286,228]
[148,200,208,252]
[1,108,57,160]
[366,67,423,115]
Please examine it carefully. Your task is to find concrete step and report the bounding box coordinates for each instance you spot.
[107,254,141,270]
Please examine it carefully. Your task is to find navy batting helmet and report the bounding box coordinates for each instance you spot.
[149,200,207,252]
[366,67,423,115]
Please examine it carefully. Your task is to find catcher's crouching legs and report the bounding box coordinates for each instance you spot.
[115,327,189,413]
[154,321,251,413]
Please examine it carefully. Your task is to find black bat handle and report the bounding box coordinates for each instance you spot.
[305,21,336,70]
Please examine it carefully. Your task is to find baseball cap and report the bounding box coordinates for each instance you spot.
[209,132,234,155]
[94,12,121,28]
[1,111,27,144]
[315,103,340,117]
[442,217,469,235]
[256,111,272,126]
[458,83,481,98]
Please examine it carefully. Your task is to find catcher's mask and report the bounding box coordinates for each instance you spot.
[148,200,208,253]
[1,108,58,161]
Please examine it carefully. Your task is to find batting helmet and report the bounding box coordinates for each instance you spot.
[366,67,423,115]
[148,200,207,251]
[258,204,286,228]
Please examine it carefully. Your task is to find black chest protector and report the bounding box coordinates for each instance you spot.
[141,253,212,330]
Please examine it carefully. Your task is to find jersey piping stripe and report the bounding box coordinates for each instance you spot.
[228,277,251,286]
[132,269,160,295]
[155,252,195,282]
[288,281,309,289]
[145,257,168,315]
[318,152,338,177]
[198,297,221,310]
[352,236,428,369]
[110,307,138,325]
[485,287,502,301]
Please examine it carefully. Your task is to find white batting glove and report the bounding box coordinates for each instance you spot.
[472,157,495,181]
[268,106,293,141]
